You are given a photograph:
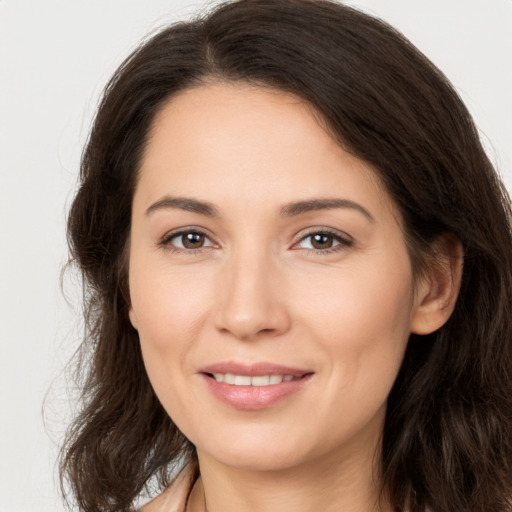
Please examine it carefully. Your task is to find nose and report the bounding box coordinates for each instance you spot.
[213,247,291,341]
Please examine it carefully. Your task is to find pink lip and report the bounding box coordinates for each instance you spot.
[199,361,313,410]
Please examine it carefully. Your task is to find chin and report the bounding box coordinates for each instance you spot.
[193,425,320,472]
[209,446,306,472]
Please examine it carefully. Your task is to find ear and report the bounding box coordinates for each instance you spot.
[411,234,463,335]
[129,307,139,330]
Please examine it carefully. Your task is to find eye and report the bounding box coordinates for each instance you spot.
[161,229,214,251]
[294,230,352,252]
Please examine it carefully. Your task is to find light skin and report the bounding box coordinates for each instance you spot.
[129,83,462,512]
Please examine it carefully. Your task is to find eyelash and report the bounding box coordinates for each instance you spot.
[159,228,215,255]
[159,227,353,255]
[293,228,353,255]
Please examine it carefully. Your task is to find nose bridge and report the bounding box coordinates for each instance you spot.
[214,240,289,340]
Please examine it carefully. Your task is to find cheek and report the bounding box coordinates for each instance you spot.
[128,258,217,425]
[282,267,414,450]
[128,253,218,418]
[291,256,415,400]
[129,259,212,351]
[298,267,413,332]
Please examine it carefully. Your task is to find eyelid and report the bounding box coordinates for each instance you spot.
[159,226,218,252]
[291,227,353,251]
[157,225,353,254]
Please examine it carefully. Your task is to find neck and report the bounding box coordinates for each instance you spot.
[189,436,391,512]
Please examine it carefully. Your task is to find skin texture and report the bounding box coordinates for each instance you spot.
[130,84,461,512]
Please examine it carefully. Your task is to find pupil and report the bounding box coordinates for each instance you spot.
[183,232,204,249]
[312,234,333,249]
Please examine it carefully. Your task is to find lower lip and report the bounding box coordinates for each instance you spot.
[202,374,312,410]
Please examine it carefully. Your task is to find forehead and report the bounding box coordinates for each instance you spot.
[135,83,399,224]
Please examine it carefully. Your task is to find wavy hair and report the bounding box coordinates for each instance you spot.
[61,1,512,510]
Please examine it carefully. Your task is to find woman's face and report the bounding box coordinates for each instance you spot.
[129,83,427,472]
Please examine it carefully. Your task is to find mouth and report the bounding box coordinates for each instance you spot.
[199,362,314,410]
[206,373,304,386]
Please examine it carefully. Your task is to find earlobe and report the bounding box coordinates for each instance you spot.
[129,307,139,330]
[410,235,464,335]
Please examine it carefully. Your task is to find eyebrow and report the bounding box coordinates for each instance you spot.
[146,196,220,217]
[146,196,374,222]
[280,198,375,222]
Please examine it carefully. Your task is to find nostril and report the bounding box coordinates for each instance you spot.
[258,328,276,335]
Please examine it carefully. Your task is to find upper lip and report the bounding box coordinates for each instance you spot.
[199,361,312,377]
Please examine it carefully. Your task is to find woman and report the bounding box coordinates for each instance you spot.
[60,1,512,511]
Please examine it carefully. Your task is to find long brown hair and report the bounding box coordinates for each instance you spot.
[61,1,512,510]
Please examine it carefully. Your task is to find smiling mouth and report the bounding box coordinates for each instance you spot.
[206,373,305,386]
[200,362,313,408]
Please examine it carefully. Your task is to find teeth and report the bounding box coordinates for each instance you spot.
[251,375,271,386]
[211,373,298,386]
[269,375,283,384]
[234,375,252,386]
[224,373,236,384]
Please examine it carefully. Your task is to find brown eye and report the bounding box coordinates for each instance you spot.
[295,230,352,252]
[310,233,334,249]
[182,232,206,249]
[164,230,214,250]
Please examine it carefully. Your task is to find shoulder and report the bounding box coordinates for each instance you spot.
[141,465,196,512]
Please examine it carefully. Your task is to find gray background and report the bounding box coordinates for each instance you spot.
[1,0,511,510]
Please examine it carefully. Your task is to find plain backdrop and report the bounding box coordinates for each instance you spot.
[1,0,511,510]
